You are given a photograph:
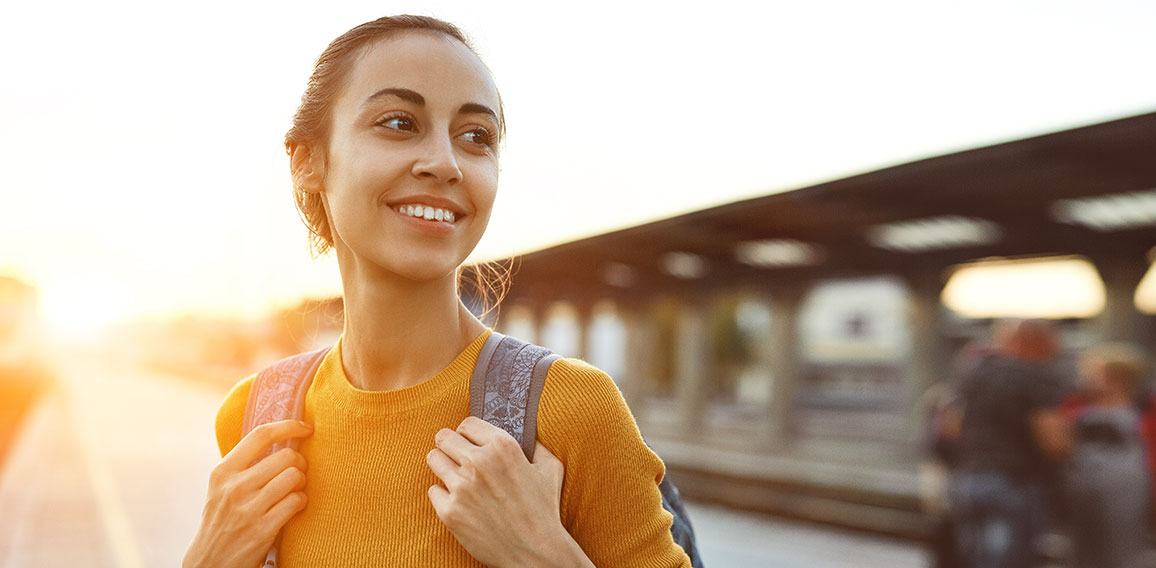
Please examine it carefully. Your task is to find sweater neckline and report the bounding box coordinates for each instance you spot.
[314,328,492,416]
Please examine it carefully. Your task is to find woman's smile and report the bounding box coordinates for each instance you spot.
[390,203,460,237]
[394,205,457,224]
[385,194,465,224]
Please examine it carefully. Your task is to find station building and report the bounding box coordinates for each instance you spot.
[467,111,1156,535]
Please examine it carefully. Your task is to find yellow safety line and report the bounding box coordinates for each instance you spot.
[66,389,147,568]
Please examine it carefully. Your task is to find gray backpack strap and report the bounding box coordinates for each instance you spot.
[470,331,705,566]
[469,331,559,461]
[241,346,330,568]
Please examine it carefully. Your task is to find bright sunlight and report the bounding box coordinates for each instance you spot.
[39,276,134,338]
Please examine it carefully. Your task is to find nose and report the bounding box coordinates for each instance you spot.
[411,132,462,184]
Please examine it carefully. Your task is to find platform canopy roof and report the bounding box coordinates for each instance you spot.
[485,112,1156,303]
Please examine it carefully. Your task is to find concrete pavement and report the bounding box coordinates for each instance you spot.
[685,500,924,567]
[0,354,223,568]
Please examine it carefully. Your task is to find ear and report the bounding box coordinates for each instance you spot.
[289,142,325,193]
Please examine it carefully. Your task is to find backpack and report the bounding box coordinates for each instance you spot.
[241,331,704,567]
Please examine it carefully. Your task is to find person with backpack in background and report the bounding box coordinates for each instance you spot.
[1060,343,1151,568]
[937,319,1070,568]
[182,15,696,567]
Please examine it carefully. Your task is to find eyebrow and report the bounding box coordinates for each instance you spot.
[363,87,497,122]
[458,102,498,122]
[364,88,424,108]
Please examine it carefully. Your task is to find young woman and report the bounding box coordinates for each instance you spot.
[183,15,692,568]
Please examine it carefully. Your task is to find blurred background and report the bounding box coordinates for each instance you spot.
[2,0,1155,566]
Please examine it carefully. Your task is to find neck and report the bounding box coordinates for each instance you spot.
[336,255,486,392]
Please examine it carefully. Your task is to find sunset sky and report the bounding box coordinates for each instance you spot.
[2,0,1155,330]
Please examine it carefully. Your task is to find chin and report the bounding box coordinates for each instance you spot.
[381,252,466,284]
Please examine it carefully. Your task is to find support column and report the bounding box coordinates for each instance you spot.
[574,300,594,362]
[522,298,546,346]
[904,272,948,400]
[620,300,657,413]
[673,296,711,439]
[766,285,806,449]
[1094,255,1151,343]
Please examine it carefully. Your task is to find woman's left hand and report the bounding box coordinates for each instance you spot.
[427,416,593,568]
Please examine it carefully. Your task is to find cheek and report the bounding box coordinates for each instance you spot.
[469,161,500,211]
[325,145,394,210]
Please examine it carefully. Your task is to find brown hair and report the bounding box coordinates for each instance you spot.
[285,15,510,317]
[1084,342,1147,395]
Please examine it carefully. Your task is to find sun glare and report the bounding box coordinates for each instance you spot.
[39,278,135,338]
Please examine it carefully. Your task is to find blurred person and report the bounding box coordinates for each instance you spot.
[938,319,1069,568]
[1060,343,1150,568]
[182,15,693,568]
[921,340,994,568]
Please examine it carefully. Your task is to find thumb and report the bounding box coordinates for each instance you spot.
[531,442,564,479]
[531,441,560,466]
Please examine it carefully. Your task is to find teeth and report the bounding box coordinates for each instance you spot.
[395,204,458,224]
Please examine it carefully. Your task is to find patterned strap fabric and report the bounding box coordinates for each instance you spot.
[241,347,330,460]
[469,332,559,461]
[241,346,330,568]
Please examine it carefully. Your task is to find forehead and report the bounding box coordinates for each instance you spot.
[338,32,500,115]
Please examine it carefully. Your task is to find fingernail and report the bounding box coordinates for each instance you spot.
[300,421,314,429]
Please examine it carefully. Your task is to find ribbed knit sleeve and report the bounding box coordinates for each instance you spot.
[214,375,253,458]
[536,358,692,568]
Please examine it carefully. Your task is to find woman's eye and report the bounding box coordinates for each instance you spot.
[459,128,494,147]
[377,115,416,132]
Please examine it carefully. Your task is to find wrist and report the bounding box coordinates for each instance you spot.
[516,524,592,568]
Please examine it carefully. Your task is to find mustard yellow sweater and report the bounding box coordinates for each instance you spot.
[215,329,692,567]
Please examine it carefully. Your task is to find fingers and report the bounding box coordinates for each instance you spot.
[455,416,514,447]
[427,484,452,522]
[252,464,308,514]
[454,417,525,464]
[426,448,464,490]
[263,490,308,530]
[434,427,478,465]
[224,420,314,472]
[242,447,308,491]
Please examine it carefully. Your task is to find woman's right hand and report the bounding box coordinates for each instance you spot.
[183,420,314,568]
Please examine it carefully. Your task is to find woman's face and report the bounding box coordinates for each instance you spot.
[317,32,501,283]
[1079,356,1109,395]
